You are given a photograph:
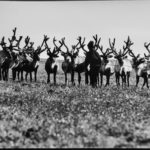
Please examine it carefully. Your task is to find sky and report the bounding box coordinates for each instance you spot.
[0,0,150,59]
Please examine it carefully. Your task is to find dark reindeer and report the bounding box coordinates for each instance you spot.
[44,36,63,84]
[21,36,47,82]
[0,28,22,81]
[79,35,101,87]
[73,36,90,85]
[12,36,32,81]
[109,36,133,87]
[128,48,148,88]
[59,38,81,85]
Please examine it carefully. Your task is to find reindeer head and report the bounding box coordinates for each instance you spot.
[44,36,63,62]
[94,37,113,64]
[128,50,145,69]
[59,37,81,63]
[109,36,133,66]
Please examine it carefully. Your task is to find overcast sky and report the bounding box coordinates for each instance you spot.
[0,0,150,58]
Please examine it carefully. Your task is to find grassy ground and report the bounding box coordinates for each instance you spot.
[0,61,150,148]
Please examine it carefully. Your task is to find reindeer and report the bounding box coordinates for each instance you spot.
[59,38,81,85]
[12,36,32,81]
[109,36,133,87]
[128,48,148,88]
[44,36,63,84]
[20,36,47,82]
[0,28,22,81]
[72,36,90,85]
[96,38,115,86]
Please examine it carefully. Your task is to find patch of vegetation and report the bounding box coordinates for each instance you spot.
[0,63,150,148]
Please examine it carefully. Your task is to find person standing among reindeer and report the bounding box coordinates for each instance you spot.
[83,40,101,87]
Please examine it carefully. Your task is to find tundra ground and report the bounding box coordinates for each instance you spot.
[0,61,150,148]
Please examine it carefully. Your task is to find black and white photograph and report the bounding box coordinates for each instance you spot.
[0,0,150,148]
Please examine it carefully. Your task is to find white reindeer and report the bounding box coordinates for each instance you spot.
[109,36,133,87]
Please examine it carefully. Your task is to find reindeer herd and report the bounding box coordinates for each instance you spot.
[1,28,150,89]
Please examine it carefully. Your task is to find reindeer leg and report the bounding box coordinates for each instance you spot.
[54,72,56,85]
[146,77,149,89]
[142,78,146,89]
[12,69,16,81]
[142,74,148,89]
[85,71,88,85]
[65,72,67,85]
[54,66,57,85]
[127,72,130,87]
[6,69,9,81]
[115,73,118,86]
[21,71,24,81]
[71,71,75,86]
[30,72,32,82]
[47,73,50,83]
[124,74,126,87]
[97,73,99,86]
[101,74,103,87]
[78,72,81,85]
[17,71,20,80]
[115,73,119,86]
[122,75,124,88]
[34,70,37,82]
[105,75,110,87]
[25,72,28,81]
[5,69,8,81]
[136,75,139,87]
[90,70,93,86]
[2,69,5,81]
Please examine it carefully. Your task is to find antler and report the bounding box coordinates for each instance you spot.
[11,27,17,42]
[24,36,30,49]
[77,36,87,53]
[93,34,101,51]
[109,36,133,58]
[70,38,81,55]
[15,36,23,49]
[61,38,70,54]
[144,42,150,53]
[52,37,63,54]
[35,35,49,54]
[12,27,17,39]
[42,35,49,47]
[43,37,51,56]
[122,36,133,57]
[109,38,117,55]
[96,37,113,57]
[29,42,34,49]
[128,49,136,58]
